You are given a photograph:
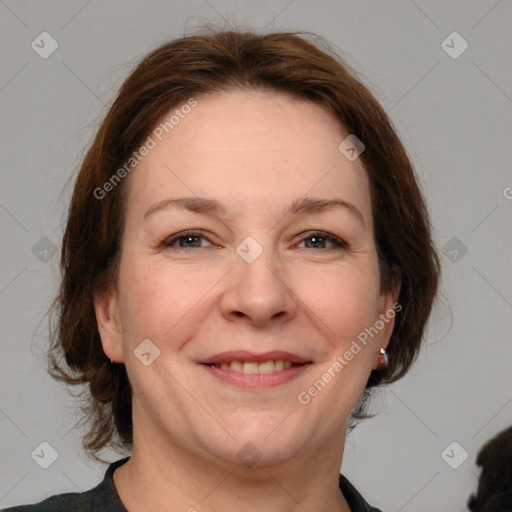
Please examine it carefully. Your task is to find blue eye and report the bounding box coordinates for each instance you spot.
[297,232,348,250]
[162,231,210,249]
[161,230,348,250]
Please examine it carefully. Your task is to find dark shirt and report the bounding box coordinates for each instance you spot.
[3,457,382,512]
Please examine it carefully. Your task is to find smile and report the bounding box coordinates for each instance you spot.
[205,360,299,374]
[199,351,313,390]
[201,363,312,390]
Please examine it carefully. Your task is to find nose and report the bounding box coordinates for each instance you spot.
[220,243,298,327]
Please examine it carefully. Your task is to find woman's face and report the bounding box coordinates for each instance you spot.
[96,90,398,467]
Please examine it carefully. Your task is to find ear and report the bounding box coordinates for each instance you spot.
[373,280,401,370]
[94,288,124,363]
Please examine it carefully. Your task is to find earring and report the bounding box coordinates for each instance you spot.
[110,359,114,364]
[377,348,388,370]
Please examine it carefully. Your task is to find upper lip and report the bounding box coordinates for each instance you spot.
[199,350,311,365]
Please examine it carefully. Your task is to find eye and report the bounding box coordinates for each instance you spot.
[161,230,213,249]
[296,231,348,250]
[160,230,348,251]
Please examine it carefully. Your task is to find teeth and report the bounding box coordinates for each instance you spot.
[258,361,275,374]
[230,361,244,372]
[209,359,299,374]
[243,362,259,374]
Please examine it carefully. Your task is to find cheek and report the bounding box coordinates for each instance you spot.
[116,255,227,344]
[116,246,382,354]
[294,261,382,343]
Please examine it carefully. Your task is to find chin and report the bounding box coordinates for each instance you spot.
[198,415,309,469]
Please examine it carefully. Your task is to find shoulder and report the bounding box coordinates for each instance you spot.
[2,457,130,512]
[2,488,96,511]
[339,473,383,512]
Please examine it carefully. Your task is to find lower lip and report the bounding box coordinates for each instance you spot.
[200,363,312,390]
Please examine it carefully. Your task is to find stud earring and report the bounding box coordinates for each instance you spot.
[377,348,388,370]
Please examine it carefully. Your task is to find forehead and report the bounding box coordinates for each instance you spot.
[124,90,372,224]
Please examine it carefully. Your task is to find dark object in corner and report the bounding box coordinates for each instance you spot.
[467,425,512,512]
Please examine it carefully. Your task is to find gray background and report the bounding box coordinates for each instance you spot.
[1,1,511,510]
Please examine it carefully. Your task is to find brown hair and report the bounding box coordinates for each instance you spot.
[48,29,440,460]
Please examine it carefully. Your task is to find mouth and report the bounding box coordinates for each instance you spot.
[203,359,304,374]
[198,351,313,390]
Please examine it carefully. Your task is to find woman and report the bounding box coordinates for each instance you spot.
[6,30,440,511]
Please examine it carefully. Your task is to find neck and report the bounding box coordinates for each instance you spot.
[113,427,351,512]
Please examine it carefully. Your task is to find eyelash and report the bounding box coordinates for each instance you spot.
[161,230,348,251]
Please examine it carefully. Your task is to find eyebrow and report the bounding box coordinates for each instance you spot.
[144,196,365,228]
